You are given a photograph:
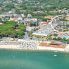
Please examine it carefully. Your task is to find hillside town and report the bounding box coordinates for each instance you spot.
[0,0,69,52]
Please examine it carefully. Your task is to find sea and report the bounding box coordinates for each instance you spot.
[0,49,69,69]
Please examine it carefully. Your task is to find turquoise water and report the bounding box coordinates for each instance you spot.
[0,50,69,69]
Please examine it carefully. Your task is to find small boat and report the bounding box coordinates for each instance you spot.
[54,54,57,57]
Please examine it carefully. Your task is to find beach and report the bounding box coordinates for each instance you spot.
[0,39,69,52]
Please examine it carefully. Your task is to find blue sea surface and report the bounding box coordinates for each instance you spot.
[0,50,69,69]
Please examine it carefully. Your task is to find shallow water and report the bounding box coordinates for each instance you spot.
[0,50,69,69]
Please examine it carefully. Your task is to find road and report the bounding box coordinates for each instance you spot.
[23,32,30,40]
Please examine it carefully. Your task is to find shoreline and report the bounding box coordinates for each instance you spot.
[0,39,69,53]
[0,45,68,53]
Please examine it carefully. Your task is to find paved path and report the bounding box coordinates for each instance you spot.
[23,32,30,40]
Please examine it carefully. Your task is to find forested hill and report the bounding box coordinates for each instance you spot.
[2,0,69,8]
[0,0,69,13]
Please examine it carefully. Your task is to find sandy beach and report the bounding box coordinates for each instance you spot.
[0,40,69,52]
[0,43,68,52]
